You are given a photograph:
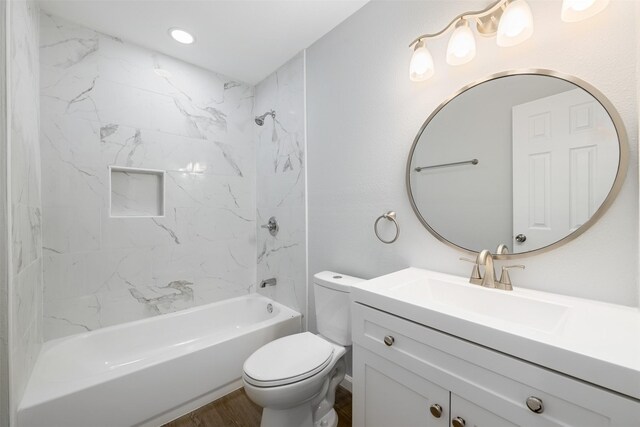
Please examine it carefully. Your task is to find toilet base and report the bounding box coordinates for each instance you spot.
[260,405,338,427]
[260,401,314,427]
[314,408,338,427]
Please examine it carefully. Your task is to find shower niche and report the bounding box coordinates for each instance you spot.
[109,166,165,218]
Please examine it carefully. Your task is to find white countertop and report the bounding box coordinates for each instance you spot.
[351,267,640,401]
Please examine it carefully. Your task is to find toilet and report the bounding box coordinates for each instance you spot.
[242,271,363,427]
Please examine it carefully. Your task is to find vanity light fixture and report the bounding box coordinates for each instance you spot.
[409,0,609,81]
[446,20,477,66]
[409,0,531,82]
[496,0,534,47]
[409,39,435,82]
[561,0,610,22]
[169,28,195,44]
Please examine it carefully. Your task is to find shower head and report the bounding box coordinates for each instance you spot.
[255,110,276,126]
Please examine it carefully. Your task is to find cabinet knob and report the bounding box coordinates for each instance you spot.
[452,416,466,427]
[383,335,395,346]
[429,404,443,418]
[526,396,544,414]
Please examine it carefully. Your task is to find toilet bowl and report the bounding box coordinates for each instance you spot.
[242,272,363,427]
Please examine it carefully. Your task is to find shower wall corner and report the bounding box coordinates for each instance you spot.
[254,51,308,327]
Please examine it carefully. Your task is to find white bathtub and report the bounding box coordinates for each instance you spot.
[18,294,301,427]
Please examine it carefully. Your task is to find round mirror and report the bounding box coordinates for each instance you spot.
[407,70,628,258]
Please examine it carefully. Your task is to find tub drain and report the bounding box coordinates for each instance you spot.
[267,303,273,313]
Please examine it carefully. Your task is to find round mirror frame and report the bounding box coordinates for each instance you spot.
[406,69,629,259]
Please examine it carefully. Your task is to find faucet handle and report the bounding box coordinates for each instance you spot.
[459,257,482,285]
[261,216,279,236]
[497,265,525,291]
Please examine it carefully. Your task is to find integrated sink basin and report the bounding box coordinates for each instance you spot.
[351,267,640,400]
[389,275,569,333]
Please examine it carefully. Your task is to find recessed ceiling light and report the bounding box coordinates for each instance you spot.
[169,28,194,44]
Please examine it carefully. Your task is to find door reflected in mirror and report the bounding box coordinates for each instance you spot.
[407,71,627,257]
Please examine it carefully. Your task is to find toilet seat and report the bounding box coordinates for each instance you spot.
[243,332,335,387]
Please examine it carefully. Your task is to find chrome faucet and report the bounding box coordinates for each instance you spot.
[260,278,277,288]
[477,249,497,288]
[460,249,495,287]
[495,244,509,255]
[461,249,524,291]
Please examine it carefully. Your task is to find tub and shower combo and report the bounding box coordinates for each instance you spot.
[18,295,300,427]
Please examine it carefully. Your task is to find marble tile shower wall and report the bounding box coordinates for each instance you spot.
[40,13,256,340]
[10,0,43,410]
[255,53,306,319]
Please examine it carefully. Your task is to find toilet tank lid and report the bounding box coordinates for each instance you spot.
[314,271,364,293]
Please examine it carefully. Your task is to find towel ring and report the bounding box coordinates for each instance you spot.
[374,211,399,244]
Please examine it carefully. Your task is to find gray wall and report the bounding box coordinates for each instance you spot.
[307,0,639,338]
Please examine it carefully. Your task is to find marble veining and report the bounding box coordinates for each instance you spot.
[255,52,307,319]
[9,0,43,412]
[128,280,194,315]
[40,12,307,341]
[40,12,256,340]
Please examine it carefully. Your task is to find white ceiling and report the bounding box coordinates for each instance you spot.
[38,0,369,84]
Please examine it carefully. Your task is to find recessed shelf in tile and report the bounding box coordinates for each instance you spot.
[110,166,165,217]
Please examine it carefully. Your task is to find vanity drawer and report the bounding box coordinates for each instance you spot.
[352,302,640,427]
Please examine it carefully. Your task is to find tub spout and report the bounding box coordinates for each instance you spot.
[260,278,277,288]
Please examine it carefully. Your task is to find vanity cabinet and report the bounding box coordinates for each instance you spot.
[352,303,640,427]
[355,348,449,427]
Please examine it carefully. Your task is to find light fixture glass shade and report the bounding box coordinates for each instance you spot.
[446,21,476,66]
[409,40,435,81]
[561,0,609,22]
[497,0,534,47]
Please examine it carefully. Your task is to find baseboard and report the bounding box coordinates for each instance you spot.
[340,374,353,393]
[140,379,243,427]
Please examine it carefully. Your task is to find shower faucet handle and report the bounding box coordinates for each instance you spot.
[261,217,279,236]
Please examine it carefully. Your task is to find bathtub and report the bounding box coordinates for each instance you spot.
[18,294,301,427]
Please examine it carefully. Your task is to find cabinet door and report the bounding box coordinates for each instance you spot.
[353,345,449,427]
[451,394,518,427]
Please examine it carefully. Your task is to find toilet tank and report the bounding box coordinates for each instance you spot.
[314,271,364,346]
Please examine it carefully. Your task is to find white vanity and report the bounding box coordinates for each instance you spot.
[351,268,640,427]
[359,67,640,426]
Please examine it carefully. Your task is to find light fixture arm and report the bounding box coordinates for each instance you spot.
[408,0,507,47]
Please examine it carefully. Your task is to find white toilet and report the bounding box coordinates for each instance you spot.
[242,271,363,427]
